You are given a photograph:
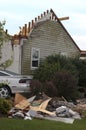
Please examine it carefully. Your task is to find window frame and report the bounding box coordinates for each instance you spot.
[31,48,40,69]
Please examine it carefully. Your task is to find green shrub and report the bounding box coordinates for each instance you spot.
[30,79,43,95]
[32,55,82,99]
[71,58,86,87]
[43,81,58,97]
[33,54,78,82]
[52,71,78,100]
[0,98,12,114]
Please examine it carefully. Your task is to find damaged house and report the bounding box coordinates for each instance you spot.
[1,9,81,74]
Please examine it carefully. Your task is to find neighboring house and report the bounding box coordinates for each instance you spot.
[80,50,86,59]
[0,31,13,70]
[1,9,82,75]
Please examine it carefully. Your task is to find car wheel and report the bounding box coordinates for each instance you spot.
[0,86,11,98]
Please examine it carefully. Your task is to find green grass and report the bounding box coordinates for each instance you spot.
[0,118,86,130]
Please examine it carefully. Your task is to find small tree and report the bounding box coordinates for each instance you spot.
[0,20,13,69]
[0,20,9,48]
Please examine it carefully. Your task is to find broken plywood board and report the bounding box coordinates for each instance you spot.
[39,98,51,110]
[30,98,56,116]
[15,99,30,110]
[14,93,27,105]
[30,98,51,111]
[30,106,55,116]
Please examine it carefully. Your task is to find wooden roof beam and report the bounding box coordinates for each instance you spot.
[58,16,69,21]
[50,9,69,21]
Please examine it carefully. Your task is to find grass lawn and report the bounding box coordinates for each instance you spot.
[0,118,86,130]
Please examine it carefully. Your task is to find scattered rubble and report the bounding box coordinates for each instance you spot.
[8,93,85,124]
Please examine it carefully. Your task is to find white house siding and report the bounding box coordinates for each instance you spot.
[7,44,21,74]
[0,41,12,64]
[21,20,80,75]
[0,39,27,74]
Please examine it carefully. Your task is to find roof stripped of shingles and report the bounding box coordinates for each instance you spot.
[15,9,59,38]
[12,9,80,52]
[12,9,53,44]
[12,9,69,41]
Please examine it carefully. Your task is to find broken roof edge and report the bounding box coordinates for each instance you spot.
[12,9,81,52]
[13,9,69,36]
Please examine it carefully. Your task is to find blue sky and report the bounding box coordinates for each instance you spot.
[0,0,86,50]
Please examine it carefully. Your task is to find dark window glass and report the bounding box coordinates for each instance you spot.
[32,61,38,67]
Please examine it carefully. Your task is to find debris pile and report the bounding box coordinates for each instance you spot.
[76,98,86,110]
[8,93,82,124]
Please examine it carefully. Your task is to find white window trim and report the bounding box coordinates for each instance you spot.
[31,48,40,70]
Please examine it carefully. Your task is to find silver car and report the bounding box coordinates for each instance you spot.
[0,70,32,98]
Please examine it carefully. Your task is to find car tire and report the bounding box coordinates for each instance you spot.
[0,85,11,98]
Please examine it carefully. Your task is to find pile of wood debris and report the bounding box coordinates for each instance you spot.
[8,93,83,124]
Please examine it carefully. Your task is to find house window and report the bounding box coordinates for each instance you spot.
[31,48,40,69]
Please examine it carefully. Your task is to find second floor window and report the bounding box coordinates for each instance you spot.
[31,48,40,69]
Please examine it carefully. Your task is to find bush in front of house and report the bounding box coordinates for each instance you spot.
[30,79,43,95]
[43,81,58,97]
[32,54,79,99]
[33,54,78,82]
[0,98,12,115]
[52,71,78,100]
[30,80,58,97]
[31,71,78,99]
[71,58,86,87]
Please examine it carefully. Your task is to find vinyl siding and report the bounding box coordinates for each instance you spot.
[21,20,80,74]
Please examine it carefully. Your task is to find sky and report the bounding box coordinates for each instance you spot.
[0,0,86,50]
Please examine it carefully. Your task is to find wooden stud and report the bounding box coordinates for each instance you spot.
[32,20,34,28]
[28,22,30,32]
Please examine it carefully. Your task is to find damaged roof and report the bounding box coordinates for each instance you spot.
[12,9,81,52]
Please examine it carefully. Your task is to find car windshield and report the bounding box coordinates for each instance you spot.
[0,70,33,79]
[5,70,19,75]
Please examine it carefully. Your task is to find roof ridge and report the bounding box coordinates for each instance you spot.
[14,9,69,37]
[18,9,67,37]
[19,9,52,37]
[12,9,80,52]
